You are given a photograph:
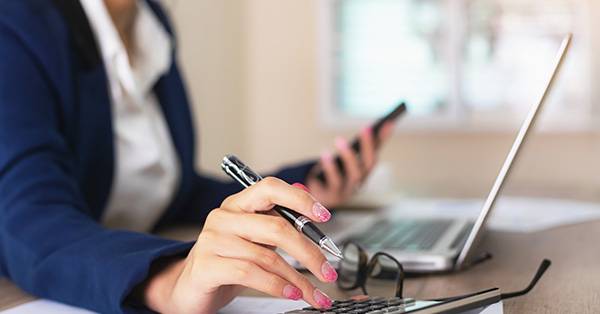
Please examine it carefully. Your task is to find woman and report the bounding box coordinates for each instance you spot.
[0,0,395,313]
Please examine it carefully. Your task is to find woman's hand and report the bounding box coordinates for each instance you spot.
[142,177,337,314]
[306,122,395,208]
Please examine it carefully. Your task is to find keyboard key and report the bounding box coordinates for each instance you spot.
[352,219,453,251]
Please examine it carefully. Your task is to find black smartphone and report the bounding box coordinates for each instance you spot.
[314,101,407,183]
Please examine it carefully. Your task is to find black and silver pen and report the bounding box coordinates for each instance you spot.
[221,154,344,259]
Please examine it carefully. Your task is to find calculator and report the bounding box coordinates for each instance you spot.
[283,288,501,314]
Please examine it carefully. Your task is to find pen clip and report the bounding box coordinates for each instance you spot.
[221,155,263,187]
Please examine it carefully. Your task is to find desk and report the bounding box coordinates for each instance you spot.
[2,220,600,313]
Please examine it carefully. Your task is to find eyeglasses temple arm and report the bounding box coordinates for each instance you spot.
[394,259,405,298]
[500,259,551,300]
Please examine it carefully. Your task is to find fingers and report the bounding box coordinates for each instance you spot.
[292,182,311,193]
[378,121,395,142]
[221,176,331,223]
[209,256,333,309]
[205,234,326,306]
[359,126,376,173]
[209,257,297,301]
[205,211,336,284]
[335,137,362,195]
[320,151,343,193]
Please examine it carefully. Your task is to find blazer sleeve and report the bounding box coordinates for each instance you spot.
[0,24,192,314]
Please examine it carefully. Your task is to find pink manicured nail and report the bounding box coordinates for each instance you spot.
[283,285,302,300]
[292,182,311,193]
[335,137,348,150]
[312,202,331,222]
[313,289,333,308]
[361,126,372,136]
[321,261,338,282]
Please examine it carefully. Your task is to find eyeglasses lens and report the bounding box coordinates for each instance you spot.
[338,242,361,289]
[366,254,402,298]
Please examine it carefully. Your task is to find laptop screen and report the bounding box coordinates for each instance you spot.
[455,34,572,268]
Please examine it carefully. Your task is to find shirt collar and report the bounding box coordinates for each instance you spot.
[79,0,172,95]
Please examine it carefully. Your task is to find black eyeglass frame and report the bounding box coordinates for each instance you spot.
[337,241,406,298]
[337,242,551,304]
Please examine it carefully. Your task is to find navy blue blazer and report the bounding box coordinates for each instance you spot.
[0,1,314,313]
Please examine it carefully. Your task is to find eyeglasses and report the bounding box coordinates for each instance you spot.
[337,241,406,298]
[337,241,551,302]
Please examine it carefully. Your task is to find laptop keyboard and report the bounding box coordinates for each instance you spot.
[350,219,454,251]
[450,222,475,249]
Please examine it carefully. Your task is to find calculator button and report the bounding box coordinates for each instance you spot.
[383,306,402,312]
[334,307,353,312]
[369,304,387,311]
[286,296,415,314]
[338,304,355,309]
[367,301,385,306]
[385,301,403,306]
[352,303,370,309]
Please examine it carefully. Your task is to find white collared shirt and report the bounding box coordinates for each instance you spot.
[80,0,180,232]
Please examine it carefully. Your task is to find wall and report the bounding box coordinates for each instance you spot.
[167,0,245,176]
[170,0,600,202]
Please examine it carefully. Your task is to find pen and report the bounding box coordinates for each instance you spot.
[221,154,344,259]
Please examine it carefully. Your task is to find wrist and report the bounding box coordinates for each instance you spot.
[142,256,187,313]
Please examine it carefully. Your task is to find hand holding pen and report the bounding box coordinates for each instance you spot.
[140,158,339,313]
[221,155,343,259]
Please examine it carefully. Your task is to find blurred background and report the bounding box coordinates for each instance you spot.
[163,0,600,203]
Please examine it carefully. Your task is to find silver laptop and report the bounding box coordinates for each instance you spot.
[326,34,572,273]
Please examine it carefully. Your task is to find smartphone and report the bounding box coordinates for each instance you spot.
[314,101,407,183]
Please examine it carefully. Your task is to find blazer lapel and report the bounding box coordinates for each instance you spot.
[73,65,115,220]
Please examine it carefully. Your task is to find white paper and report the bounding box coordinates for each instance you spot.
[218,296,305,313]
[3,297,502,314]
[462,300,503,314]
[1,300,95,314]
[0,298,304,314]
[480,301,503,314]
[386,197,600,233]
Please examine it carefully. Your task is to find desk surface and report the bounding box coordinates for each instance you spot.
[2,220,600,313]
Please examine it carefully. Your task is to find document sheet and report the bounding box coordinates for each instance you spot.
[2,297,503,314]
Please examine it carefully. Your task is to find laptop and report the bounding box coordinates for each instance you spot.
[323,34,572,273]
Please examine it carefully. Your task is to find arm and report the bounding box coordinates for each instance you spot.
[0,25,191,314]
